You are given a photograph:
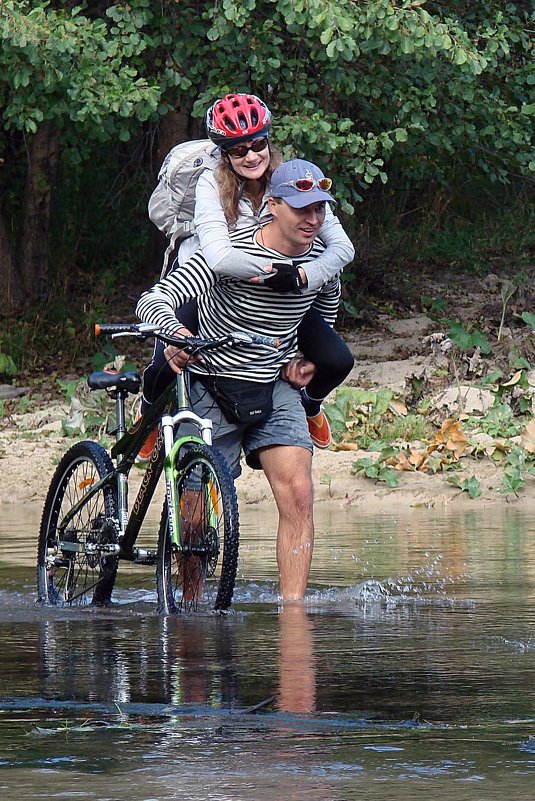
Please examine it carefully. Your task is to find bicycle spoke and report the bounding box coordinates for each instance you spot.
[157,443,239,613]
[38,442,118,607]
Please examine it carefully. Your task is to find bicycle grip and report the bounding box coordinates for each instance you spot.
[95,323,140,336]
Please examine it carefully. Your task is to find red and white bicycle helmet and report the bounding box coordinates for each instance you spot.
[206,93,272,147]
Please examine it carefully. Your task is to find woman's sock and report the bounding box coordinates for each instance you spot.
[300,387,322,418]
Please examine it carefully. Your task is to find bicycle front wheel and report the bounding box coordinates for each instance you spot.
[156,443,239,614]
[37,441,119,607]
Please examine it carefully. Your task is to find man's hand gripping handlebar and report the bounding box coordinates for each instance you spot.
[95,324,280,373]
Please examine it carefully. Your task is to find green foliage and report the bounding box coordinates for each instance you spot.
[190,0,534,205]
[352,448,400,488]
[499,447,535,496]
[3,0,533,214]
[330,362,535,497]
[378,413,433,447]
[477,401,523,439]
[421,295,447,319]
[0,298,101,373]
[1,0,534,364]
[481,370,504,386]
[60,378,114,442]
[0,351,18,376]
[325,386,398,446]
[17,394,31,414]
[446,474,482,499]
[0,0,159,139]
[372,195,534,287]
[325,386,434,455]
[447,321,492,354]
[56,377,80,402]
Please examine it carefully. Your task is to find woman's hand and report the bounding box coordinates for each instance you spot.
[249,264,308,292]
[248,264,273,283]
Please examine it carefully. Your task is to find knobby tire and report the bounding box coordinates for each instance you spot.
[37,441,119,606]
[156,442,239,613]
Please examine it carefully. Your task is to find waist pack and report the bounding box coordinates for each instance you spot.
[197,375,275,425]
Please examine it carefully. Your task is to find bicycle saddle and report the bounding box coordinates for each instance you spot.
[87,370,141,394]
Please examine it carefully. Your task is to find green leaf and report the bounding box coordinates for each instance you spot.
[448,322,491,354]
[481,370,503,386]
[0,352,17,376]
[446,475,481,499]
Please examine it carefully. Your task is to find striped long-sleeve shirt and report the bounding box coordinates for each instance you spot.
[136,224,341,383]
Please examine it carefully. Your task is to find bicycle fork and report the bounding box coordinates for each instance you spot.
[161,410,213,551]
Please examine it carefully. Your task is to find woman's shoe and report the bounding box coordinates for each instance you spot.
[306,411,332,449]
[136,427,158,462]
[133,411,158,462]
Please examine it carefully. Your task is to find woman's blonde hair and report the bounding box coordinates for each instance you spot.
[214,144,282,228]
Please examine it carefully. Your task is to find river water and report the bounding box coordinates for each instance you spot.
[0,500,534,800]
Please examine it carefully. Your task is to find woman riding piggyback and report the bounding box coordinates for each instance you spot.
[139,93,355,457]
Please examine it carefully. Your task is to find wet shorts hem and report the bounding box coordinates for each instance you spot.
[245,438,313,471]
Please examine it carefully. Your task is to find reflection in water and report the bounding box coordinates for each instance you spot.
[35,614,242,709]
[34,608,316,715]
[277,605,316,713]
[0,502,534,799]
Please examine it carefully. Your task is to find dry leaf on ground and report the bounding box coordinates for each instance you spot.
[521,418,535,454]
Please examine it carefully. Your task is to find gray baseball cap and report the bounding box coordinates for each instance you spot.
[269,158,336,208]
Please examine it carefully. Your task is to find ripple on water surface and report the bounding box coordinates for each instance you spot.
[0,502,534,798]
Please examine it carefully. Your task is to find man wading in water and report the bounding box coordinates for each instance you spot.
[137,158,348,600]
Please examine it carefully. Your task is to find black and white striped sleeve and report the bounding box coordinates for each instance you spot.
[136,254,217,332]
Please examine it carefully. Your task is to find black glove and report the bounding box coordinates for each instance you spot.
[263,261,306,294]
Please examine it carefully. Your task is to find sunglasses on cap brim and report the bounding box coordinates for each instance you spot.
[224,137,269,158]
[276,177,332,192]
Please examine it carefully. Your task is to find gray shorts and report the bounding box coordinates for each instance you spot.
[188,377,313,478]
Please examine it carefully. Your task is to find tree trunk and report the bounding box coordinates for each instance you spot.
[18,122,60,303]
[154,106,195,171]
[0,210,25,315]
[148,106,196,275]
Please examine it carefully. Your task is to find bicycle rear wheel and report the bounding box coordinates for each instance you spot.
[156,442,239,613]
[37,441,119,606]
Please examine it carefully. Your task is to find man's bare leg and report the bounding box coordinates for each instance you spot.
[258,445,314,601]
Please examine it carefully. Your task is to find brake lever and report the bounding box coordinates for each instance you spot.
[110,331,147,340]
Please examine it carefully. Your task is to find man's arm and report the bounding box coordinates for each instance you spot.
[136,252,217,332]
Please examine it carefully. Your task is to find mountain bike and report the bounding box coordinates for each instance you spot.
[37,323,277,613]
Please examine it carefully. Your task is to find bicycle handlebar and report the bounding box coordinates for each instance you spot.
[95,323,280,351]
[95,323,142,336]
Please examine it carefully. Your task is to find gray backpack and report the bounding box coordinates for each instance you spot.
[148,139,219,274]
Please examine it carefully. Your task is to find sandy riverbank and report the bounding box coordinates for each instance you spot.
[0,411,532,512]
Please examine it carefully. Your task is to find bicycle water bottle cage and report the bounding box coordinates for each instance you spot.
[87,370,141,395]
